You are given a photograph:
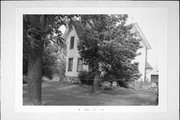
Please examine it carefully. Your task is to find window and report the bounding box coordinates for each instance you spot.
[70,36,74,49]
[68,58,73,71]
[77,58,83,72]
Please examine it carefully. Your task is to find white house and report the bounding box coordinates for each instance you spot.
[145,62,153,83]
[63,19,151,82]
[63,20,88,82]
[132,23,152,82]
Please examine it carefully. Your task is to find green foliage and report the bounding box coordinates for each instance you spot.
[49,43,67,80]
[23,42,66,79]
[101,73,117,82]
[78,71,94,85]
[23,15,69,78]
[78,15,141,85]
[42,44,57,79]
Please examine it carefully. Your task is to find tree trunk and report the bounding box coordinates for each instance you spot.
[91,71,101,94]
[25,15,45,105]
[27,43,43,105]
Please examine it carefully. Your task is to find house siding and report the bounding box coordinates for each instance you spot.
[65,26,80,77]
[135,40,146,82]
[146,69,152,83]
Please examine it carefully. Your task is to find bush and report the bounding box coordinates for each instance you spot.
[101,73,116,82]
[42,43,66,80]
[78,71,94,85]
[42,51,56,79]
[101,73,129,88]
[116,80,129,88]
[23,42,66,80]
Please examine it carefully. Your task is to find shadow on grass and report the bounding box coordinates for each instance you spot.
[23,81,157,106]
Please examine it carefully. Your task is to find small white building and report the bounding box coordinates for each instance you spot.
[63,20,151,82]
[145,62,153,83]
[150,66,159,84]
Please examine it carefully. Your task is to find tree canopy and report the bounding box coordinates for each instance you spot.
[78,15,142,85]
[23,15,72,77]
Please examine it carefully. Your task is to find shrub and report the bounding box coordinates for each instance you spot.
[101,73,129,88]
[23,42,66,80]
[78,71,94,85]
[42,51,56,79]
[116,80,129,88]
[101,73,116,82]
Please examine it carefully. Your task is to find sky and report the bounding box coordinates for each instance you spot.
[61,8,167,69]
[125,8,167,69]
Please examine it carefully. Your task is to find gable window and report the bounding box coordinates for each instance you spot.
[70,36,74,49]
[77,58,83,72]
[68,58,73,71]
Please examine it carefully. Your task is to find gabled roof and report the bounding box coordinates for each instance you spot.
[62,20,84,40]
[71,20,85,38]
[131,23,151,49]
[145,62,153,69]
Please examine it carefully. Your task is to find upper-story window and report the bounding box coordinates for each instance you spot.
[70,36,74,49]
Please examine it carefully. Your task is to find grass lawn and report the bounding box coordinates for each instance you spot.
[23,81,157,106]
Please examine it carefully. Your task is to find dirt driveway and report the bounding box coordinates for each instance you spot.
[23,81,157,106]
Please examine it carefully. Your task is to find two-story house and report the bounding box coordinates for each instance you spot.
[63,19,151,82]
[131,23,152,82]
[63,20,88,82]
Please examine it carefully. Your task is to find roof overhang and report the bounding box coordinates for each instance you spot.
[132,23,151,49]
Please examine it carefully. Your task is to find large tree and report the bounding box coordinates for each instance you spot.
[23,15,71,105]
[78,15,141,93]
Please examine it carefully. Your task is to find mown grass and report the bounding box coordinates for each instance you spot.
[23,81,157,106]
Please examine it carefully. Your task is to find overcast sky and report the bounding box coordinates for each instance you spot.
[126,8,167,69]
